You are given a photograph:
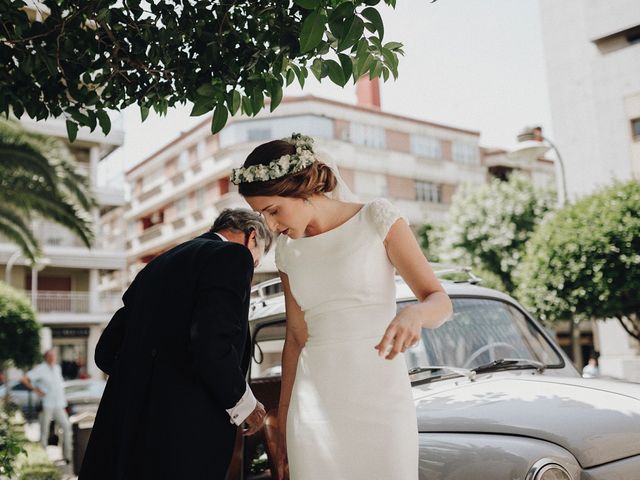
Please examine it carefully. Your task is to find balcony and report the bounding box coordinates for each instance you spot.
[127,156,234,220]
[25,291,123,314]
[127,193,244,259]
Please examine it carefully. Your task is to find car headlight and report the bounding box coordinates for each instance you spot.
[527,459,573,480]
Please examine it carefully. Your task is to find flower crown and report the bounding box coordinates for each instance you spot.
[230,133,316,185]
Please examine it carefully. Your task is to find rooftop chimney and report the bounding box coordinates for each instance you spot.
[356,76,381,110]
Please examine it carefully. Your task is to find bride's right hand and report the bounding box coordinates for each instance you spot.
[275,433,289,480]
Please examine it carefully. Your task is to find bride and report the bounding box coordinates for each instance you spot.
[232,134,453,480]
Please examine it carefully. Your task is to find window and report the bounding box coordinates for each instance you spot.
[177,151,189,171]
[415,181,441,203]
[196,140,206,160]
[349,123,386,149]
[411,135,442,159]
[127,220,137,236]
[402,298,563,371]
[632,118,640,140]
[452,142,479,166]
[141,168,163,191]
[195,187,206,209]
[354,171,387,197]
[175,197,188,214]
[219,115,333,148]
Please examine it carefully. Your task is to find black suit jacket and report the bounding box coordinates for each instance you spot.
[79,232,254,480]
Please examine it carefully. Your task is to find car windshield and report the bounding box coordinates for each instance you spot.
[402,297,563,373]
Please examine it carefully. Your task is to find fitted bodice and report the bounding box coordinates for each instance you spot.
[275,199,406,345]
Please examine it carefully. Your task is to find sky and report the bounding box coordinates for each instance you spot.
[99,0,552,183]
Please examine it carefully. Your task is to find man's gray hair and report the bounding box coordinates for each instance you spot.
[211,208,273,253]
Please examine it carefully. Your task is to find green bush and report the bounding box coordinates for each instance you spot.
[0,411,26,478]
[443,173,556,295]
[18,463,62,480]
[0,281,41,370]
[515,180,640,340]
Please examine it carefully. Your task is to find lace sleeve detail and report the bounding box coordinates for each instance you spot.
[368,198,407,240]
[274,234,287,273]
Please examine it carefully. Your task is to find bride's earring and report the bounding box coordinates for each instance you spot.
[304,198,312,205]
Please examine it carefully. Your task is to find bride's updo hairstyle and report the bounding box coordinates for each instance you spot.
[237,139,337,199]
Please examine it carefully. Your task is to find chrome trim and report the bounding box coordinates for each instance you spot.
[526,458,573,480]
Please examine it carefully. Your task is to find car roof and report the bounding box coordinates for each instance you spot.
[249,278,519,322]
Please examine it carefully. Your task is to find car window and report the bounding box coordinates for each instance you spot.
[402,297,563,370]
[251,321,286,379]
[12,383,29,391]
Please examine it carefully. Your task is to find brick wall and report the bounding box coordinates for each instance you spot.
[385,129,411,153]
[387,175,416,200]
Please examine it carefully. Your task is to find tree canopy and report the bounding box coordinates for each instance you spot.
[515,180,640,341]
[443,173,556,294]
[0,0,404,141]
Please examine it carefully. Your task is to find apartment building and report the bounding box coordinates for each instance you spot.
[0,117,125,380]
[123,86,496,281]
[540,0,640,381]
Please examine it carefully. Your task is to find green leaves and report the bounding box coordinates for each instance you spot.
[65,120,78,143]
[362,7,384,40]
[326,59,346,86]
[269,79,283,112]
[140,105,150,122]
[0,118,97,263]
[96,110,111,135]
[299,10,328,54]
[227,90,242,116]
[337,16,364,52]
[190,100,212,117]
[294,0,321,9]
[0,0,404,140]
[211,103,228,134]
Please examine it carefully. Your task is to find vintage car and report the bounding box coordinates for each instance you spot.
[226,270,640,480]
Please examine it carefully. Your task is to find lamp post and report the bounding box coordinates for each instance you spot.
[507,126,569,207]
[508,126,582,368]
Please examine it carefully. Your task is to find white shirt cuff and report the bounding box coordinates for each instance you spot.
[225,381,257,426]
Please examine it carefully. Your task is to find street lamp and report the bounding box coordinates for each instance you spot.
[507,126,569,207]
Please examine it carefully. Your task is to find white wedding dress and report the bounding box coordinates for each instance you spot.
[275,198,419,480]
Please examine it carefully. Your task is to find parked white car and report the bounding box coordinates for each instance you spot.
[231,273,640,480]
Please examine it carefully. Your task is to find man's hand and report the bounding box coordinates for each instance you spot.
[33,387,45,398]
[243,401,266,436]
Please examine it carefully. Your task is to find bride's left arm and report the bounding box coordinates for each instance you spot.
[374,219,454,360]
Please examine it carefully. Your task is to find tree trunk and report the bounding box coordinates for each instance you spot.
[570,320,584,369]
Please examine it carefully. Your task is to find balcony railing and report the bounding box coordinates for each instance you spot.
[25,291,123,314]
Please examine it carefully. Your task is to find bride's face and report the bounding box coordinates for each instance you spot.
[245,195,310,239]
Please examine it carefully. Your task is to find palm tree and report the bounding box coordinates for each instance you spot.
[0,118,97,263]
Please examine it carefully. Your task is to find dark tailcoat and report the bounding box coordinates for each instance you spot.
[79,232,254,480]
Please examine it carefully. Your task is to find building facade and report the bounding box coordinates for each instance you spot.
[0,116,125,380]
[123,94,490,280]
[539,0,640,381]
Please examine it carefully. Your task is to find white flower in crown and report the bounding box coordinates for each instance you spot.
[230,133,316,185]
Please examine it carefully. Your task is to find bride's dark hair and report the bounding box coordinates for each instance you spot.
[238,139,337,198]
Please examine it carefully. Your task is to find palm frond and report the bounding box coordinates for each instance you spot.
[0,118,97,251]
[0,207,41,263]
